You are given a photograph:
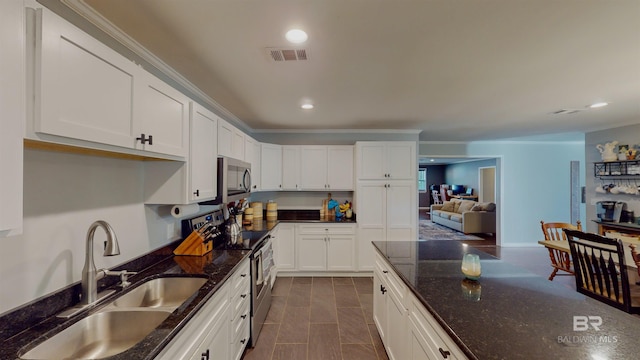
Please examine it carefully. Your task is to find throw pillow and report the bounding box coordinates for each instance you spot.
[440,201,455,212]
[458,200,476,213]
[452,199,462,213]
[471,202,497,212]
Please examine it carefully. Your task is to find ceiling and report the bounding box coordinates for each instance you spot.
[68,0,640,141]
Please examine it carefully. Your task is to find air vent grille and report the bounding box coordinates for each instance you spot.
[266,47,309,62]
[551,109,582,115]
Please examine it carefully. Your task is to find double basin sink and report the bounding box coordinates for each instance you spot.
[20,277,208,359]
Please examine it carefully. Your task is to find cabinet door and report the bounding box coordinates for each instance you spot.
[357,142,386,180]
[386,181,416,242]
[298,234,327,271]
[273,223,296,270]
[386,142,416,180]
[373,269,387,343]
[189,103,217,202]
[282,146,301,190]
[190,311,230,360]
[0,0,24,235]
[217,118,234,158]
[250,140,262,191]
[356,182,387,270]
[327,235,355,271]
[231,128,245,161]
[261,143,283,191]
[327,146,354,190]
[409,317,432,360]
[36,6,136,149]
[300,146,328,190]
[135,70,189,157]
[386,282,407,360]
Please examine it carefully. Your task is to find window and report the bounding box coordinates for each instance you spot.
[418,168,427,192]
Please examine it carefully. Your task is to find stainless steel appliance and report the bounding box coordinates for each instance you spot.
[249,235,273,347]
[216,157,251,204]
[181,209,274,347]
[596,201,626,222]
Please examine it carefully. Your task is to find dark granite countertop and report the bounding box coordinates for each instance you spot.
[273,209,357,223]
[373,240,640,360]
[0,244,252,360]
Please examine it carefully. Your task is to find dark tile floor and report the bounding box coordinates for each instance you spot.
[243,276,388,360]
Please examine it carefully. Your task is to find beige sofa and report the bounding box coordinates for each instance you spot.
[430,199,496,234]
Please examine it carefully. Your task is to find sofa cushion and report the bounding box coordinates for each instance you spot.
[471,202,496,212]
[434,211,451,219]
[440,201,455,212]
[452,199,463,213]
[457,200,476,213]
[449,214,463,222]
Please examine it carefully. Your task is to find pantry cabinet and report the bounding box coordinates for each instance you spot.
[260,143,283,191]
[357,180,416,270]
[356,142,416,180]
[30,6,188,158]
[0,0,24,236]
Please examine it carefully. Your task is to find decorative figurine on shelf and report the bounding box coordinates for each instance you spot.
[596,141,619,162]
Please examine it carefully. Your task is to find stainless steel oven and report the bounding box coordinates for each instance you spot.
[249,235,273,347]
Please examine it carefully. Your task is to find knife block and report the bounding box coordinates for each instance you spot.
[173,230,212,256]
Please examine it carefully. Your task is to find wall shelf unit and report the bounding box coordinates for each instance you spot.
[594,160,640,179]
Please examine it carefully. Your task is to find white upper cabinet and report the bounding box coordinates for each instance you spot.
[260,143,282,191]
[356,142,416,180]
[326,146,354,190]
[217,118,245,161]
[299,145,354,191]
[282,146,301,190]
[30,6,189,158]
[134,69,189,157]
[249,139,261,191]
[188,103,217,202]
[34,6,137,149]
[0,1,24,236]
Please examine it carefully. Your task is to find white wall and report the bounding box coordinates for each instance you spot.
[585,123,640,234]
[420,138,585,246]
[0,149,180,314]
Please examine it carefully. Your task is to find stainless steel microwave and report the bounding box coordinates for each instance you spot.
[216,157,251,204]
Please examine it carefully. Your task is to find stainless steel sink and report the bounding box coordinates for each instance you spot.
[20,310,170,359]
[108,277,208,309]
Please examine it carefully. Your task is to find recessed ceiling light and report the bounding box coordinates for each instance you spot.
[301,103,314,110]
[430,159,435,162]
[286,29,308,44]
[589,102,609,109]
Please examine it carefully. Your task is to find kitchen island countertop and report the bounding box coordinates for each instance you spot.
[373,240,640,359]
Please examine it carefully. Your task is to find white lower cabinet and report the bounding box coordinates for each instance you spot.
[229,259,251,360]
[297,224,356,271]
[154,280,230,360]
[374,251,467,360]
[272,223,296,272]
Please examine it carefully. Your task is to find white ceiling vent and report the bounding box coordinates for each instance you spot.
[266,47,309,62]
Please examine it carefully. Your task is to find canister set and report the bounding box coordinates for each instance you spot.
[243,201,277,225]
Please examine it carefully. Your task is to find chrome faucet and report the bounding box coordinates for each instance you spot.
[81,220,120,305]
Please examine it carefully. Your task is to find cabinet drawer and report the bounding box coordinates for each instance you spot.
[374,251,406,309]
[231,316,250,360]
[231,259,250,295]
[231,300,250,339]
[409,294,467,360]
[298,224,356,235]
[231,284,250,320]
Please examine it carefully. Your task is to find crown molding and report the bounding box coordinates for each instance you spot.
[256,128,422,134]
[60,0,245,128]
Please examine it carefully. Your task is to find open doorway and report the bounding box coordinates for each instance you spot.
[418,156,500,246]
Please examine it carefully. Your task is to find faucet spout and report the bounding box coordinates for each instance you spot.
[81,220,120,305]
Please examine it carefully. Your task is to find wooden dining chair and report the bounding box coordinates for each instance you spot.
[629,244,640,283]
[540,220,582,280]
[564,229,640,314]
[431,190,442,205]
